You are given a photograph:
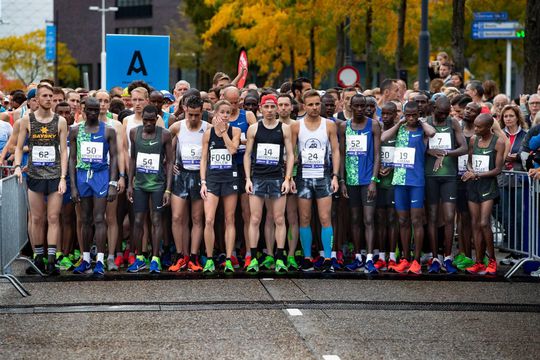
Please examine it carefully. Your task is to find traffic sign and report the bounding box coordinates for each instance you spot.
[45,25,56,62]
[473,12,508,21]
[337,66,360,88]
[471,21,523,40]
[472,21,520,30]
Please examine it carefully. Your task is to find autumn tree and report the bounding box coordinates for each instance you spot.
[524,0,540,93]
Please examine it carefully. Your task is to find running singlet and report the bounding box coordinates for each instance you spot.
[472,134,498,174]
[229,109,249,165]
[458,134,472,176]
[206,126,237,183]
[176,120,207,171]
[392,125,426,186]
[252,121,284,179]
[76,122,109,171]
[297,118,331,179]
[379,137,396,190]
[134,126,165,192]
[344,118,374,186]
[425,116,457,177]
[27,113,61,179]
[162,112,171,128]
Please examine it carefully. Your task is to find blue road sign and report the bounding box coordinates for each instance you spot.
[45,25,56,61]
[473,12,508,21]
[471,21,522,40]
[106,34,170,90]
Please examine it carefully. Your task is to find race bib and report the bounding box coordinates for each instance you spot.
[393,147,416,169]
[181,144,202,169]
[458,154,468,175]
[346,134,368,155]
[301,148,325,168]
[32,146,55,166]
[210,148,232,169]
[472,154,490,173]
[381,146,395,167]
[81,141,104,163]
[136,152,160,174]
[429,133,452,150]
[238,132,246,153]
[256,143,280,165]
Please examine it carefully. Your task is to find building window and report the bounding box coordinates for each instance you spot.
[115,27,152,35]
[116,0,152,19]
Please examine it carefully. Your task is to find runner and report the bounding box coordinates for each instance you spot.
[126,105,173,273]
[14,83,69,275]
[382,101,436,274]
[69,97,118,275]
[150,90,177,128]
[291,90,340,273]
[462,114,505,275]
[243,94,294,273]
[339,94,381,274]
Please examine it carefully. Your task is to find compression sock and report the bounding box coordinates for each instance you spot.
[321,227,334,259]
[299,227,313,258]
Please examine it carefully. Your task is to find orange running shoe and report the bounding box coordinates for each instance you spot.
[374,258,387,271]
[485,258,497,275]
[231,255,240,269]
[169,256,188,272]
[187,260,203,272]
[128,255,136,266]
[243,256,252,269]
[466,262,486,275]
[387,259,398,271]
[393,259,411,273]
[409,260,422,274]
[114,255,124,268]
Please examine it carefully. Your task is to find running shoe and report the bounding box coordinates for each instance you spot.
[275,259,288,273]
[322,258,334,273]
[47,261,60,276]
[499,253,523,266]
[336,250,345,264]
[73,260,92,274]
[260,255,275,270]
[243,256,252,270]
[128,255,136,266]
[387,259,397,271]
[169,256,188,272]
[187,260,203,272]
[123,249,130,264]
[443,259,458,274]
[72,249,81,262]
[287,256,299,270]
[420,252,433,265]
[73,257,83,268]
[127,257,147,273]
[483,256,489,267]
[374,258,387,271]
[530,268,540,277]
[313,256,325,270]
[223,259,234,273]
[364,260,378,274]
[203,259,215,273]
[161,251,173,268]
[230,255,240,269]
[26,255,46,275]
[345,258,364,272]
[58,256,74,271]
[331,257,342,271]
[149,258,161,274]
[246,258,259,273]
[114,255,124,268]
[300,258,314,272]
[94,261,105,275]
[453,253,466,266]
[466,262,486,275]
[485,258,497,275]
[409,260,422,274]
[456,256,475,270]
[107,257,118,271]
[428,258,441,273]
[393,259,411,274]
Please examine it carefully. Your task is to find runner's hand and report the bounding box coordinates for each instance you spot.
[71,188,80,203]
[58,178,66,194]
[461,170,475,182]
[340,182,349,198]
[14,166,22,184]
[108,185,117,203]
[367,182,377,201]
[245,179,253,194]
[331,176,339,193]
[162,191,170,207]
[173,164,180,176]
[281,179,290,195]
[127,187,134,203]
[117,177,126,194]
[290,179,297,194]
[200,183,208,200]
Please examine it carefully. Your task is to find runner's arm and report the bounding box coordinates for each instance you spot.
[449,117,468,157]
[243,123,256,180]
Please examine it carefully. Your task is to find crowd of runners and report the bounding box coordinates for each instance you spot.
[1,52,540,277]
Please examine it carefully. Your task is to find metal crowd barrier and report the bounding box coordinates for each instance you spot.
[493,170,540,278]
[0,174,33,297]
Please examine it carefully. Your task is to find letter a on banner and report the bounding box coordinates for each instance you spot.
[127,51,148,76]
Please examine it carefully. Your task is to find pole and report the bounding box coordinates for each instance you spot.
[418,0,430,91]
[54,9,58,86]
[506,40,512,97]
[100,0,106,90]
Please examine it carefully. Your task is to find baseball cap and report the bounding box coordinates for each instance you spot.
[160,90,175,102]
[26,88,37,100]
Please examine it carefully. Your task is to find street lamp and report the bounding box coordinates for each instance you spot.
[89,0,118,90]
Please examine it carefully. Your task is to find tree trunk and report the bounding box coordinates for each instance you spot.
[451,0,466,74]
[365,0,373,87]
[309,27,315,82]
[395,0,407,77]
[290,47,296,80]
[524,0,540,93]
[335,22,345,69]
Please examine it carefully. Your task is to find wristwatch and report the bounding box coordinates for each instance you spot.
[109,181,118,187]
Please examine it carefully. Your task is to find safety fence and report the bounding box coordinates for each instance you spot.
[0,173,33,297]
[492,171,540,278]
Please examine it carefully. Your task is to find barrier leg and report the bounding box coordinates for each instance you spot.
[16,256,46,277]
[0,274,30,297]
[504,257,534,279]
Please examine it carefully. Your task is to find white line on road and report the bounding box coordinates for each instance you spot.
[262,278,274,281]
[323,356,341,360]
[286,308,303,316]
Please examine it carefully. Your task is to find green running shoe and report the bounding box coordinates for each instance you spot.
[295,250,303,258]
[260,255,275,270]
[483,255,489,267]
[203,259,215,273]
[287,256,299,270]
[275,259,288,273]
[223,259,234,273]
[58,256,74,271]
[246,257,259,273]
[73,249,81,261]
[456,256,475,270]
[453,253,466,266]
[144,256,150,268]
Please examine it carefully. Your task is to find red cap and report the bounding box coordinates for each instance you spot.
[260,94,278,106]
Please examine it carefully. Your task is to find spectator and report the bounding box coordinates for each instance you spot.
[450,72,465,90]
[430,78,444,94]
[482,80,499,104]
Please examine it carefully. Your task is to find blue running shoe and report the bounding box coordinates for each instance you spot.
[345,258,364,272]
[93,261,105,275]
[73,260,92,274]
[161,252,172,268]
[428,259,441,273]
[364,260,378,274]
[444,259,458,274]
[331,257,342,271]
[313,256,325,270]
[127,258,147,273]
[149,260,161,273]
